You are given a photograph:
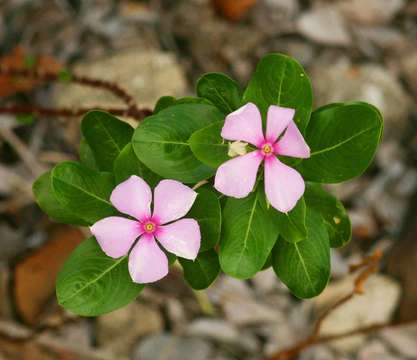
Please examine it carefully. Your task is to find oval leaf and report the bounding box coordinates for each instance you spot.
[220,188,279,279]
[51,161,116,225]
[304,183,351,248]
[297,102,383,183]
[79,139,99,171]
[33,171,88,226]
[197,72,241,114]
[56,237,143,316]
[179,249,220,290]
[274,197,307,243]
[189,121,229,168]
[113,143,161,187]
[81,111,133,171]
[272,209,330,299]
[188,187,222,252]
[132,103,224,183]
[243,53,312,132]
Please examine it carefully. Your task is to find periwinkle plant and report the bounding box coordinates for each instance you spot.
[33,53,383,316]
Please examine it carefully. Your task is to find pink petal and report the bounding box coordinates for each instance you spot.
[276,121,310,159]
[128,235,168,284]
[221,102,264,146]
[214,151,262,198]
[156,219,201,260]
[266,105,295,143]
[264,157,305,213]
[110,175,152,221]
[153,180,197,224]
[90,216,141,258]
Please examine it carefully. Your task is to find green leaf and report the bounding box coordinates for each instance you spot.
[79,139,99,171]
[297,102,383,183]
[179,249,220,290]
[220,187,279,279]
[132,103,224,183]
[188,187,222,252]
[189,121,229,168]
[197,72,241,114]
[56,237,143,316]
[154,96,176,113]
[274,197,307,243]
[113,143,161,187]
[272,209,330,299]
[51,161,116,225]
[243,53,312,132]
[304,183,351,248]
[81,111,133,171]
[33,171,88,226]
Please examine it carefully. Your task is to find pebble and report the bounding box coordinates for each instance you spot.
[133,334,212,360]
[297,6,352,46]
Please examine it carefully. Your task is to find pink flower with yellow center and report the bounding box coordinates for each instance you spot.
[214,102,310,213]
[90,176,201,284]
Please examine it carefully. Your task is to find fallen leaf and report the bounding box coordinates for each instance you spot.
[0,46,61,97]
[211,0,257,21]
[13,225,83,325]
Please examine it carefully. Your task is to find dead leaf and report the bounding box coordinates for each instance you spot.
[0,46,61,97]
[13,225,83,325]
[211,0,257,21]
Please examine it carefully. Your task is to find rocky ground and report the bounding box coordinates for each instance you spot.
[0,0,416,359]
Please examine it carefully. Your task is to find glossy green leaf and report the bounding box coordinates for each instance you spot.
[297,102,383,183]
[272,209,330,299]
[81,111,133,171]
[33,171,88,226]
[79,139,99,171]
[304,183,351,248]
[189,121,229,168]
[220,188,279,279]
[197,72,241,114]
[132,103,224,183]
[274,197,307,243]
[188,187,221,252]
[113,143,161,187]
[154,96,176,113]
[179,249,220,290]
[56,237,143,316]
[51,161,116,225]
[243,53,312,132]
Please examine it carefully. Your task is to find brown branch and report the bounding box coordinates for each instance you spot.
[266,250,417,360]
[0,66,152,121]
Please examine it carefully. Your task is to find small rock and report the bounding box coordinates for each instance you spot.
[187,318,239,344]
[315,274,401,352]
[265,0,299,17]
[133,334,211,360]
[380,324,417,358]
[54,50,187,116]
[252,268,280,294]
[339,0,405,25]
[311,59,412,141]
[399,50,417,93]
[297,6,352,46]
[97,302,163,356]
[357,340,398,360]
[300,346,336,360]
[349,207,379,239]
[186,318,259,353]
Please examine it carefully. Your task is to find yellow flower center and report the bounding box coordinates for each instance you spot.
[144,222,155,233]
[262,143,273,155]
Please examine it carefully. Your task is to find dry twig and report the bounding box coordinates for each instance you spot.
[267,250,417,360]
[0,67,152,121]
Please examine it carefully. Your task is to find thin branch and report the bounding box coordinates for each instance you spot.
[266,250,417,360]
[0,66,153,121]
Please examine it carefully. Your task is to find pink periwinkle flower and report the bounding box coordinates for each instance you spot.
[91,176,201,284]
[214,103,310,213]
